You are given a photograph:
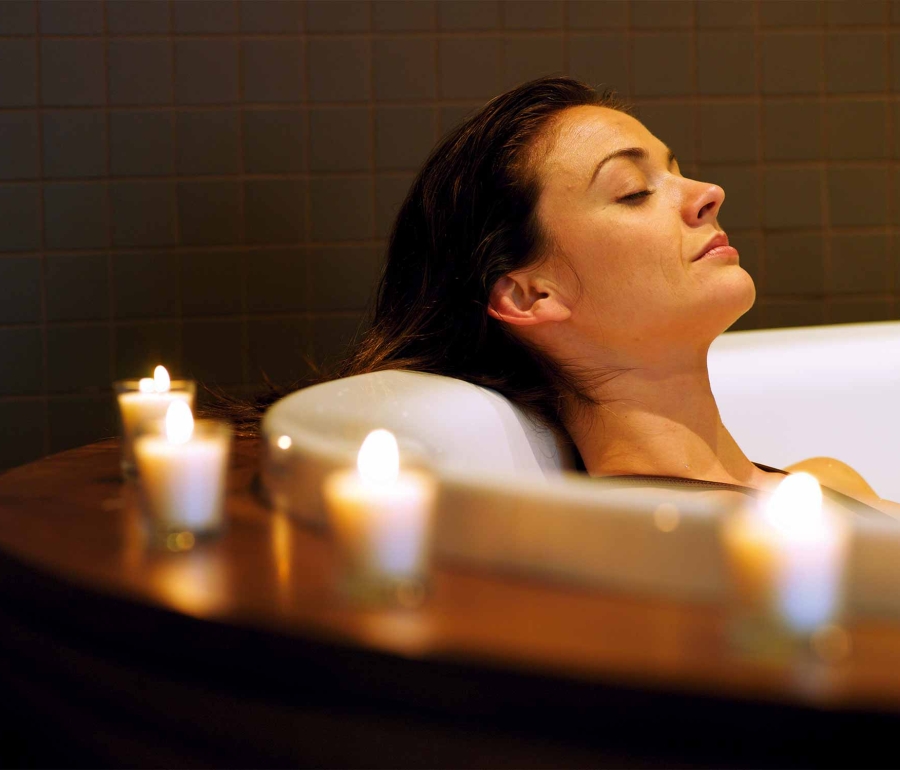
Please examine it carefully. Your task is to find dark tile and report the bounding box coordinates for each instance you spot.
[39,0,103,33]
[633,33,691,97]
[893,167,900,226]
[183,320,244,385]
[244,180,306,244]
[114,321,182,379]
[894,0,900,23]
[248,317,312,384]
[699,103,758,163]
[700,166,759,230]
[310,107,371,172]
[763,300,825,329]
[177,181,242,246]
[0,1,37,34]
[828,167,888,227]
[0,113,38,180]
[826,99,887,160]
[47,395,117,453]
[242,39,305,103]
[42,110,107,179]
[175,40,239,105]
[40,39,104,106]
[174,110,240,175]
[828,233,891,294]
[503,0,562,29]
[764,233,825,295]
[567,0,627,28]
[763,167,822,229]
[762,33,822,95]
[46,325,110,393]
[246,246,308,312]
[309,177,373,241]
[0,185,40,252]
[894,102,900,158]
[239,0,304,32]
[827,299,893,325]
[110,111,175,177]
[308,313,366,367]
[826,33,887,93]
[697,32,756,95]
[0,400,46,472]
[243,108,307,173]
[726,303,761,332]
[308,244,382,311]
[763,100,822,160]
[45,253,110,322]
[697,0,755,27]
[636,102,695,163]
[568,34,628,95]
[173,0,238,32]
[110,181,177,247]
[181,249,243,316]
[108,40,174,106]
[825,0,886,26]
[439,37,501,98]
[308,38,370,102]
[438,0,499,29]
[439,104,477,135]
[375,173,413,238]
[107,0,170,33]
[760,0,824,26]
[44,182,109,249]
[375,105,436,170]
[374,38,436,100]
[306,0,369,31]
[0,257,40,324]
[631,0,692,28]
[113,251,180,319]
[375,0,436,30]
[0,328,43,396]
[0,40,36,107]
[502,35,564,90]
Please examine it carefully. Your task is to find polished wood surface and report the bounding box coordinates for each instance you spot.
[2,439,900,767]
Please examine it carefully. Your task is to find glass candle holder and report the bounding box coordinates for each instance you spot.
[133,415,232,550]
[114,378,196,477]
[322,465,438,607]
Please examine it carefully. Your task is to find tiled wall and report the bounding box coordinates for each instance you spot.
[1,0,899,471]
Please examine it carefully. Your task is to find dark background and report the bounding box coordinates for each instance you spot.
[1,0,898,471]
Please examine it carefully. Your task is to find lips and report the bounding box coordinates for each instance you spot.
[693,233,730,262]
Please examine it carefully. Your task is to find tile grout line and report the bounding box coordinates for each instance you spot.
[35,0,50,456]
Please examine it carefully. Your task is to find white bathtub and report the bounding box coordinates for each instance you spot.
[261,321,900,617]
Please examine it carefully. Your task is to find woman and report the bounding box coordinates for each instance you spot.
[218,76,897,517]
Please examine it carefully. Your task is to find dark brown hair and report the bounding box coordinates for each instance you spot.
[205,76,629,449]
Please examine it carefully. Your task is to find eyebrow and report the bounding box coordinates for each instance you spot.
[589,146,677,187]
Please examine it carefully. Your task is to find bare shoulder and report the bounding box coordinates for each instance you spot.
[783,456,900,517]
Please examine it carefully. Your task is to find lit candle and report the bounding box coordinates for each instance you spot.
[322,429,438,604]
[115,365,196,477]
[133,401,232,549]
[722,472,851,641]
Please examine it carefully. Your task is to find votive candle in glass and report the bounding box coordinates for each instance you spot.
[114,365,196,477]
[322,429,438,606]
[133,401,231,550]
[721,472,850,655]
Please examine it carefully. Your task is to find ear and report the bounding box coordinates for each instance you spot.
[487,274,571,327]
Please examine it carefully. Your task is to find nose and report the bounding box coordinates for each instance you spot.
[682,179,725,226]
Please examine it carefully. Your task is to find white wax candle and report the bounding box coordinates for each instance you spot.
[133,404,230,536]
[322,429,437,582]
[723,473,850,635]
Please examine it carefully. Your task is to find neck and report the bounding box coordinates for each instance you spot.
[562,348,764,487]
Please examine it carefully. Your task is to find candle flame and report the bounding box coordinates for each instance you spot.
[153,365,171,393]
[357,429,399,485]
[166,400,194,445]
[139,377,156,393]
[764,472,824,538]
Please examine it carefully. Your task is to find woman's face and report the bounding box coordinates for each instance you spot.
[533,105,755,357]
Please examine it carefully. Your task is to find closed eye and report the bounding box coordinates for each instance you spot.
[619,189,654,204]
